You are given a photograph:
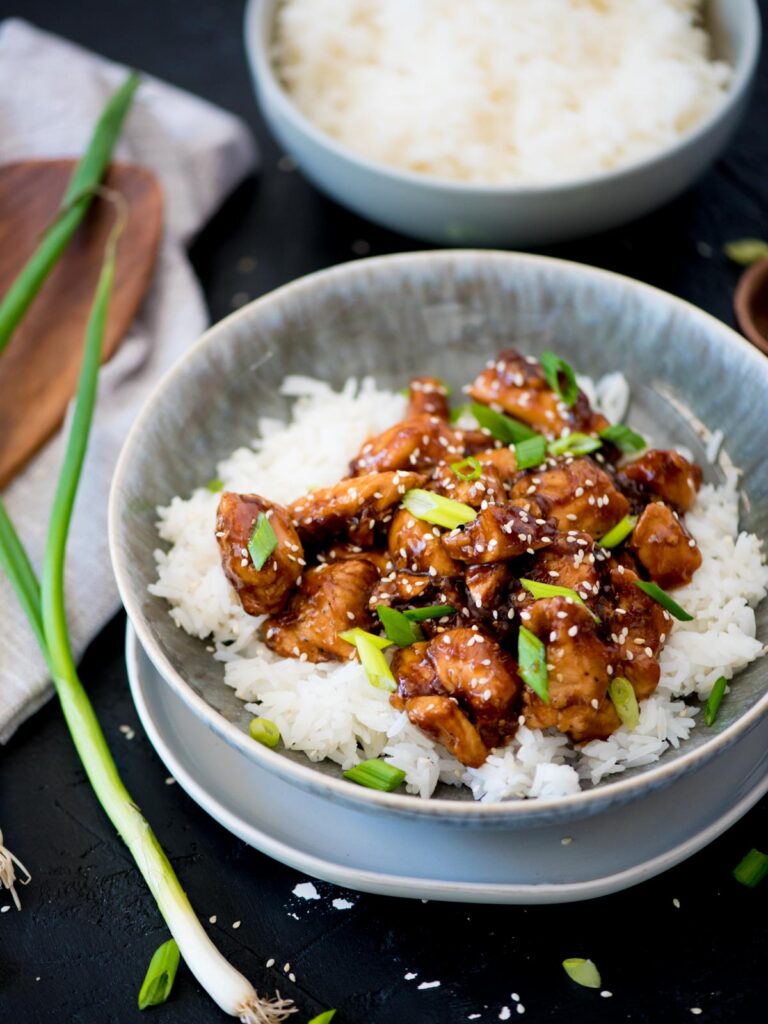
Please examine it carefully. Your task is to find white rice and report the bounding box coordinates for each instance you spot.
[150,376,768,802]
[272,0,732,185]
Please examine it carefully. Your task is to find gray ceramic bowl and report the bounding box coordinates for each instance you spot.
[244,0,760,246]
[109,251,768,826]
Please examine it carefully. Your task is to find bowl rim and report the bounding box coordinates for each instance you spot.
[244,0,761,197]
[110,248,768,821]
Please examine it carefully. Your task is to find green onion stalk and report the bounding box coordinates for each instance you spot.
[0,78,294,1023]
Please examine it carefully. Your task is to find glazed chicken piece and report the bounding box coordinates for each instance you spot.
[216,492,304,616]
[619,449,702,513]
[442,504,557,564]
[391,627,522,757]
[629,501,702,589]
[406,376,451,420]
[510,457,629,539]
[388,508,462,577]
[369,570,434,608]
[317,543,393,576]
[264,559,379,662]
[350,415,465,475]
[468,348,609,438]
[518,530,601,605]
[429,455,507,509]
[521,597,620,742]
[606,561,670,699]
[465,563,512,611]
[288,470,424,546]
[405,695,488,769]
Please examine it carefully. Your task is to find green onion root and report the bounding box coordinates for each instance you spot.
[0,828,32,911]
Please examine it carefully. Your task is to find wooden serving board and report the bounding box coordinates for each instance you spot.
[0,159,163,488]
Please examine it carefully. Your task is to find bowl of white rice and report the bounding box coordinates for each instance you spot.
[109,250,768,827]
[244,0,759,246]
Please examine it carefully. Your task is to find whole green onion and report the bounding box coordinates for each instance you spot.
[402,488,477,530]
[518,626,548,703]
[249,717,281,748]
[597,514,637,548]
[469,402,538,443]
[547,432,601,458]
[343,759,406,792]
[376,605,424,647]
[704,676,728,727]
[0,212,292,1020]
[540,351,579,407]
[634,580,693,621]
[562,958,601,989]
[733,848,768,888]
[0,72,139,356]
[138,938,180,1010]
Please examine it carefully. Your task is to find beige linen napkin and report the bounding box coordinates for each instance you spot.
[0,19,257,742]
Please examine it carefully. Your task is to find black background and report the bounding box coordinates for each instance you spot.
[1,2,767,1021]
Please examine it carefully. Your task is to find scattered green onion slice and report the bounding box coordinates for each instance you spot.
[599,422,646,454]
[562,958,601,989]
[205,477,224,493]
[138,938,181,1010]
[451,455,482,482]
[704,675,728,727]
[597,514,637,548]
[733,848,768,888]
[403,604,456,622]
[402,488,477,530]
[469,402,538,443]
[608,677,640,731]
[307,1013,337,1024]
[515,435,548,471]
[724,238,768,266]
[376,605,425,647]
[518,626,548,703]
[540,350,579,407]
[634,580,693,621]
[520,578,600,622]
[249,717,281,748]
[547,432,601,457]
[343,759,405,792]
[449,403,470,424]
[247,512,278,570]
[340,629,396,691]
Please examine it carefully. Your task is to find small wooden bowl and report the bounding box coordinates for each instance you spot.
[734,258,768,357]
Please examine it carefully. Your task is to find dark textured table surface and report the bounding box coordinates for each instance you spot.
[2,2,767,1022]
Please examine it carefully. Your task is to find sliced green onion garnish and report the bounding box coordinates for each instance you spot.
[402,488,477,530]
[540,350,579,407]
[562,958,601,989]
[724,238,768,266]
[547,432,601,457]
[520,578,600,622]
[599,422,646,454]
[633,580,693,621]
[403,604,456,622]
[249,717,281,748]
[343,759,406,792]
[451,455,482,482]
[376,605,424,647]
[206,477,224,493]
[518,626,548,703]
[138,938,180,1010]
[247,512,278,570]
[470,402,538,443]
[307,1013,337,1024]
[515,435,548,471]
[597,514,637,548]
[449,403,470,424]
[733,848,768,888]
[340,629,396,691]
[704,675,727,727]
[608,677,640,731]
[339,627,392,650]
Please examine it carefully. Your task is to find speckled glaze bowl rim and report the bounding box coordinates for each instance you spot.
[110,250,768,823]
[245,0,761,197]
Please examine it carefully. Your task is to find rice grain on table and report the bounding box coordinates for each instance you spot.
[150,376,768,801]
[272,0,731,184]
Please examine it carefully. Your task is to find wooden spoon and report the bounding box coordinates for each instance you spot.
[0,159,163,488]
[734,257,768,357]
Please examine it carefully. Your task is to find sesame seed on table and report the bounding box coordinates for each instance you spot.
[2,1,768,1022]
